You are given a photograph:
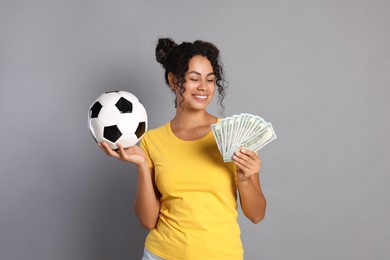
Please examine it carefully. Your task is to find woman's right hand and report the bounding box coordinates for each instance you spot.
[99,142,148,167]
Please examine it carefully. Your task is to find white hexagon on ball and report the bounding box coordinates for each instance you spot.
[98,92,121,106]
[97,105,121,127]
[89,118,104,142]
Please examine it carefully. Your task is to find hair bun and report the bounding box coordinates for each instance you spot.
[156,38,177,67]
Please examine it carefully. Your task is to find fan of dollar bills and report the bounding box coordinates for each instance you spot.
[211,113,277,162]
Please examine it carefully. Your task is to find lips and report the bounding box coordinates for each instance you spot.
[193,94,208,100]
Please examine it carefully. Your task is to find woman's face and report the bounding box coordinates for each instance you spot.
[175,55,216,111]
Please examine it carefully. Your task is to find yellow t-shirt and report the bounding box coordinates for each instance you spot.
[140,121,243,260]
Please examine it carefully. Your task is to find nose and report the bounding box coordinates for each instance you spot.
[197,79,208,91]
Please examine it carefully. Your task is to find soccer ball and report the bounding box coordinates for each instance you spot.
[88,91,148,150]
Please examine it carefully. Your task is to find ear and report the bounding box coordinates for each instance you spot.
[168,72,177,90]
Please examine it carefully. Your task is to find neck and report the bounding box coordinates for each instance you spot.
[171,109,213,129]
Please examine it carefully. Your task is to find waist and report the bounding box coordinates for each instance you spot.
[145,215,243,259]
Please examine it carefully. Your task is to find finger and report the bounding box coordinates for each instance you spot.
[99,142,109,153]
[233,158,245,172]
[234,149,256,167]
[233,152,259,176]
[239,148,262,169]
[233,154,253,172]
[117,143,127,159]
[132,145,141,153]
[101,142,120,158]
[234,161,253,177]
[239,148,259,160]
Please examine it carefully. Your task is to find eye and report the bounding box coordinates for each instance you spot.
[207,78,216,83]
[190,78,199,82]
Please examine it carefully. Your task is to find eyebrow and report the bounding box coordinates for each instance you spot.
[187,71,215,77]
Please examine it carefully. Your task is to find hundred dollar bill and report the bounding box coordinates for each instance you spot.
[240,123,277,152]
[211,123,223,155]
[220,118,227,156]
[225,117,235,156]
[224,114,257,161]
[240,115,266,142]
[211,113,277,162]
[234,113,249,146]
[224,123,276,162]
[242,117,268,143]
[230,115,242,152]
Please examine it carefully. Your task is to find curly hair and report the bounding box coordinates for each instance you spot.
[155,38,227,114]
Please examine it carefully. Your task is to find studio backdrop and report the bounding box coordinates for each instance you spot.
[1,1,389,259]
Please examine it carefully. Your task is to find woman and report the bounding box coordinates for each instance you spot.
[100,38,266,260]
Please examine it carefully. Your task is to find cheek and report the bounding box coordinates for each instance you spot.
[181,82,197,92]
[210,84,217,96]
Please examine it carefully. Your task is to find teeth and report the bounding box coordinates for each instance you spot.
[194,95,207,99]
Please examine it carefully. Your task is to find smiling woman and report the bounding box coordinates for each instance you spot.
[100,38,266,260]
[156,38,226,113]
[168,55,217,115]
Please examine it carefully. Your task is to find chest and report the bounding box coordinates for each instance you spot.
[150,138,236,197]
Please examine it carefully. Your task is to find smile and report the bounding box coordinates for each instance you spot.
[193,95,208,100]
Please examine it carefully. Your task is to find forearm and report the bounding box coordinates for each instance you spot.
[134,164,160,230]
[237,178,266,223]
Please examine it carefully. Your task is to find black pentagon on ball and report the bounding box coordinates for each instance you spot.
[103,125,122,143]
[115,97,133,113]
[135,122,146,139]
[89,102,102,118]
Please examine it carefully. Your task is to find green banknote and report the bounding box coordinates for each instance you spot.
[211,113,277,162]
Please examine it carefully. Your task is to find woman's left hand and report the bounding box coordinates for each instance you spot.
[233,148,261,182]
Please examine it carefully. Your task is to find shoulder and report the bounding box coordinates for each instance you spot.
[147,122,168,135]
[140,122,170,152]
[209,114,220,125]
[142,122,169,141]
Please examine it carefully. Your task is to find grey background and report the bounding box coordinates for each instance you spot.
[1,0,389,259]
